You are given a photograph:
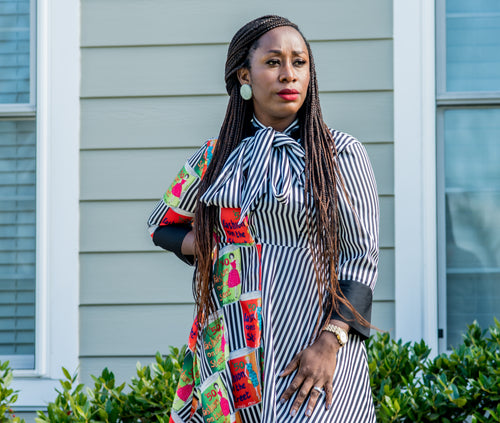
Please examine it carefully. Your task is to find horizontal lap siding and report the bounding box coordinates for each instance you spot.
[81,0,392,46]
[81,92,393,149]
[81,41,392,97]
[79,0,394,386]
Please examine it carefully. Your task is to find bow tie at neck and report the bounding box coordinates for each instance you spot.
[200,117,305,224]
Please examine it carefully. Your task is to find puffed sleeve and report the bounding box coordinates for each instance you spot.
[332,135,379,340]
[147,138,217,265]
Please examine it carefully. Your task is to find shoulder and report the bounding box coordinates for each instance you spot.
[328,128,363,155]
[186,137,218,179]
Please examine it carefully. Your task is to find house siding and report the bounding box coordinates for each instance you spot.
[79,0,394,385]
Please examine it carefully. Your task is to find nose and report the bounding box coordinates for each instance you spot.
[279,60,296,82]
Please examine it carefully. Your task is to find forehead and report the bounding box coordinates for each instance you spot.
[255,26,308,53]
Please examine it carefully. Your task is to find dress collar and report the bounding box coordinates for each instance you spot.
[250,116,301,140]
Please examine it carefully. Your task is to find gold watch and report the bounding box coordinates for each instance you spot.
[323,324,349,347]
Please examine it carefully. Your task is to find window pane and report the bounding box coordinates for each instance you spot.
[0,119,35,369]
[0,0,31,104]
[446,0,500,92]
[444,108,500,348]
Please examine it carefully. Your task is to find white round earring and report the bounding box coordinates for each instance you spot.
[240,84,253,100]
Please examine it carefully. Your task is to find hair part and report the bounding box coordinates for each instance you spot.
[193,15,370,339]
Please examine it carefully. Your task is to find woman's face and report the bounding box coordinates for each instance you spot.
[238,26,310,132]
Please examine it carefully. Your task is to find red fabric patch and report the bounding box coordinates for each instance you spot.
[188,317,199,351]
[160,208,192,226]
[256,243,262,291]
[219,208,254,245]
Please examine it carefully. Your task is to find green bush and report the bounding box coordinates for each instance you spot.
[0,361,25,423]
[35,347,185,423]
[1,321,499,422]
[368,318,500,422]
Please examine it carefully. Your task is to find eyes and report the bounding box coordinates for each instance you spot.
[265,58,307,67]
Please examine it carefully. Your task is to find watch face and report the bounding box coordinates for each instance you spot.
[340,331,348,344]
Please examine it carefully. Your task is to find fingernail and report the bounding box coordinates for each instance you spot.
[327,403,331,410]
[280,398,286,405]
[291,409,296,417]
[279,370,284,376]
[306,409,312,417]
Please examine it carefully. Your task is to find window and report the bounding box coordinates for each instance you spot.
[0,0,80,407]
[437,0,500,349]
[0,0,36,370]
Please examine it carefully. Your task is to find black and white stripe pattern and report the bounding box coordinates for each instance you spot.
[158,122,378,422]
[333,130,379,292]
[222,302,246,352]
[147,141,209,234]
[201,118,303,224]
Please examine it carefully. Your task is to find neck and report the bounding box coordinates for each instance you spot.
[253,113,298,133]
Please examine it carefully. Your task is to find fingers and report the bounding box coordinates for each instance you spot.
[279,354,299,377]
[286,376,315,417]
[281,374,328,418]
[324,383,333,410]
[303,382,324,417]
[279,371,305,407]
[279,345,338,416]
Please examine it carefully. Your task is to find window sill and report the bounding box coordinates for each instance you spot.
[11,378,61,408]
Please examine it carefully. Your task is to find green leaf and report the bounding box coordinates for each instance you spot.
[62,367,72,380]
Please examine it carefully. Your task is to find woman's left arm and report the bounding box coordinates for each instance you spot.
[279,139,379,417]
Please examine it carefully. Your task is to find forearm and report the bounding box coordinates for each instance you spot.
[329,280,373,339]
[181,230,196,256]
[153,225,195,265]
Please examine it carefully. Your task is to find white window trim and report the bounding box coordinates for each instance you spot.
[393,0,438,352]
[11,0,80,408]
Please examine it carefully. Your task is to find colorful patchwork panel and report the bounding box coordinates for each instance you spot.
[203,313,228,373]
[200,373,231,422]
[219,208,254,245]
[228,348,262,409]
[214,246,242,307]
[164,166,196,208]
[160,208,193,226]
[194,138,217,179]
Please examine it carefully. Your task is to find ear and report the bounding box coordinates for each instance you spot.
[237,67,251,86]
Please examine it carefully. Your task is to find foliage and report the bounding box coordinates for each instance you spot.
[34,346,185,423]
[0,361,25,423]
[368,318,500,422]
[1,321,499,422]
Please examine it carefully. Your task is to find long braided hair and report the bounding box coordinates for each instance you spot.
[193,15,369,338]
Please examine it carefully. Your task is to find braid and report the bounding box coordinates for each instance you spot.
[193,15,370,336]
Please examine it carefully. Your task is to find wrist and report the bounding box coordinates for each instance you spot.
[328,319,350,333]
[317,330,341,351]
[322,321,349,347]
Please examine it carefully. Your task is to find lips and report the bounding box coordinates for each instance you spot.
[278,89,299,101]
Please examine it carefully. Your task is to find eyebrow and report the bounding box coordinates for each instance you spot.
[266,49,306,55]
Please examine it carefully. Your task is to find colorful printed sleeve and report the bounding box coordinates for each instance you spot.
[147,138,217,264]
[332,132,380,339]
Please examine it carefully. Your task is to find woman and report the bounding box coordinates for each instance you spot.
[148,15,379,423]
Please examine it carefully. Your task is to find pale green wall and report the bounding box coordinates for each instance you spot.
[79,0,394,386]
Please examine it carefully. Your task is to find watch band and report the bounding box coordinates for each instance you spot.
[322,324,349,347]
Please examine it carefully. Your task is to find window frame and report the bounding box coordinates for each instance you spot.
[0,0,36,114]
[9,0,79,409]
[435,0,500,103]
[0,0,38,372]
[435,0,500,352]
[393,0,438,352]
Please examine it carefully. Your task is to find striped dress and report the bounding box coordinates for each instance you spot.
[148,118,379,423]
